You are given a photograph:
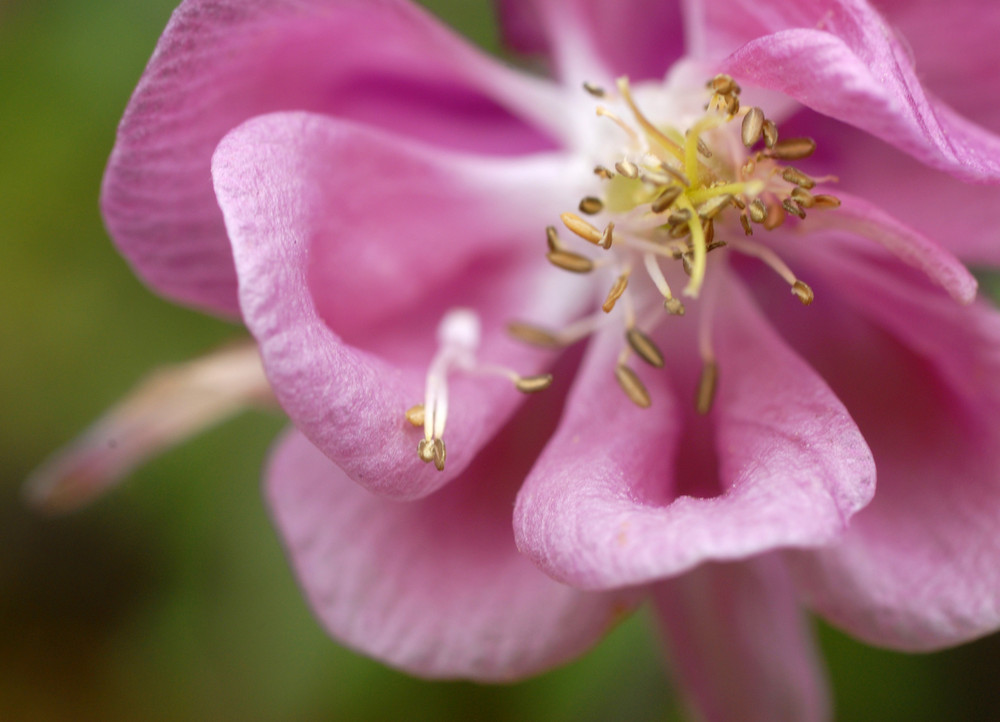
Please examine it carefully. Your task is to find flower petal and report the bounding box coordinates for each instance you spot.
[103,0,561,316]
[872,0,1000,133]
[801,191,977,305]
[775,238,1000,649]
[496,0,684,82]
[266,428,637,680]
[25,342,272,512]
[513,275,875,589]
[214,111,581,499]
[724,26,1000,182]
[653,556,829,722]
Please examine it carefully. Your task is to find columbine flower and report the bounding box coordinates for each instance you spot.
[32,0,1000,719]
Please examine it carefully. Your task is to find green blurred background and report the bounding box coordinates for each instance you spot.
[2,0,999,719]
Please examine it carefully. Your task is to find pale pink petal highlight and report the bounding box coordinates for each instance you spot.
[267,429,638,680]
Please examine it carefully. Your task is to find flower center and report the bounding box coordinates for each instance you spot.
[511,74,841,412]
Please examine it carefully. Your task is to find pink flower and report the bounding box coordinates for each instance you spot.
[33,0,1000,720]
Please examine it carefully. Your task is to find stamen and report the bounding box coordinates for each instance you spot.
[545,225,561,251]
[560,212,604,245]
[642,253,683,314]
[507,321,563,348]
[782,166,816,189]
[696,360,718,415]
[626,327,665,368]
[547,249,595,273]
[767,137,816,160]
[616,77,685,160]
[405,404,425,427]
[514,374,555,393]
[651,186,683,213]
[579,196,604,214]
[741,107,765,147]
[730,238,813,305]
[615,363,652,408]
[614,160,639,179]
[596,106,641,143]
[781,198,807,219]
[583,81,606,98]
[762,119,779,148]
[603,272,630,312]
[812,194,842,208]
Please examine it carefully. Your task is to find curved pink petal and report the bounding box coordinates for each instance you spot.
[496,0,684,82]
[654,556,829,722]
[800,191,977,304]
[267,428,637,680]
[724,27,1000,182]
[872,0,1000,133]
[103,0,562,316]
[214,111,582,499]
[795,111,1000,267]
[773,238,1000,649]
[513,275,875,589]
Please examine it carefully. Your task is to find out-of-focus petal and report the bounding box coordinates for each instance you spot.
[773,237,1000,649]
[25,342,272,512]
[872,0,1000,133]
[513,275,874,589]
[496,0,684,82]
[103,0,562,316]
[214,112,582,499]
[801,192,978,304]
[267,429,638,680]
[654,555,829,722]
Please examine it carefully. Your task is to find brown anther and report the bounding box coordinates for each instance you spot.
[762,119,779,148]
[664,297,685,315]
[432,438,446,471]
[696,360,718,415]
[696,137,713,158]
[724,94,740,116]
[741,107,765,147]
[740,213,753,236]
[594,165,614,179]
[812,194,842,209]
[405,404,425,427]
[599,222,615,250]
[782,198,807,219]
[763,202,787,230]
[417,438,436,463]
[615,364,652,408]
[651,186,683,213]
[507,322,563,348]
[748,199,768,223]
[615,160,639,178]
[731,196,746,210]
[697,194,732,221]
[782,166,816,189]
[545,225,561,252]
[602,274,629,313]
[547,249,595,273]
[742,158,757,176]
[792,280,814,306]
[515,374,554,393]
[626,327,665,368]
[791,187,816,208]
[708,74,738,94]
[706,239,727,253]
[768,137,816,160]
[681,252,693,276]
[668,208,692,227]
[669,224,692,239]
[561,212,603,244]
[579,196,604,215]
[704,219,715,246]
[656,162,691,187]
[583,81,606,98]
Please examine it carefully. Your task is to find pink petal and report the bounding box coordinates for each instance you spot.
[214,111,580,499]
[872,0,1000,133]
[795,111,1000,267]
[496,0,683,81]
[103,0,561,316]
[25,342,273,512]
[801,191,977,305]
[266,428,637,680]
[773,239,1000,649]
[723,26,1000,182]
[654,555,829,722]
[513,275,875,589]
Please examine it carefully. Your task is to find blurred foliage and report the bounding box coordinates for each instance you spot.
[1,0,999,720]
